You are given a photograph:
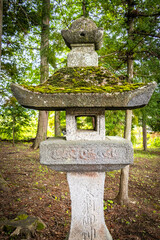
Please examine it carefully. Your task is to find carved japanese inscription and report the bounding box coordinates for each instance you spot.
[82,189,97,239]
[49,146,127,163]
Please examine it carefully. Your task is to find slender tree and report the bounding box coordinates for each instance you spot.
[55,111,61,136]
[32,0,50,149]
[115,0,135,205]
[142,109,147,151]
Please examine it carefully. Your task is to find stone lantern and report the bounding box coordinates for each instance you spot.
[11,17,156,240]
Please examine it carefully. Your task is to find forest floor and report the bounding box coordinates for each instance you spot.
[0,141,159,240]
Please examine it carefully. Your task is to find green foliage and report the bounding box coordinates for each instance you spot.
[99,0,160,138]
[145,91,160,132]
[76,116,95,130]
[132,129,160,149]
[148,136,160,148]
[2,0,41,85]
[105,110,125,136]
[1,1,42,142]
[0,97,36,143]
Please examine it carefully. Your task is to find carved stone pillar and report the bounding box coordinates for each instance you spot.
[67,172,112,240]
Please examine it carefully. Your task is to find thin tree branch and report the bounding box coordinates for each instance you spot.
[25,47,40,50]
[135,12,160,17]
[134,31,160,39]
[99,52,119,58]
[17,2,31,28]
[127,10,160,18]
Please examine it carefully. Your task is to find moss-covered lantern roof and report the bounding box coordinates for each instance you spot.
[11,66,156,111]
[21,67,146,93]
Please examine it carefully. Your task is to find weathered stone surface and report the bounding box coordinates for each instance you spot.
[11,81,157,110]
[70,17,98,31]
[61,17,103,50]
[67,44,98,67]
[66,108,105,141]
[40,137,133,172]
[67,172,112,240]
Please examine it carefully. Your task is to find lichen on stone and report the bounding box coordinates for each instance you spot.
[22,66,145,94]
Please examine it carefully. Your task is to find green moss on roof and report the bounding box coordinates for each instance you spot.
[22,67,145,94]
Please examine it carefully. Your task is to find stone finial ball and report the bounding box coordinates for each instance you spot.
[69,17,98,31]
[61,17,103,50]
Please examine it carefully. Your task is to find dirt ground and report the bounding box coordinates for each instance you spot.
[0,141,159,240]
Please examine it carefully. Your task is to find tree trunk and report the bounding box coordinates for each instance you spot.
[116,0,134,205]
[32,0,50,149]
[55,111,61,136]
[82,0,89,17]
[116,109,132,205]
[0,0,3,71]
[32,111,48,149]
[142,110,147,151]
[12,116,15,147]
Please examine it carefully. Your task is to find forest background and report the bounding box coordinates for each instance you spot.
[0,0,160,149]
[0,1,160,238]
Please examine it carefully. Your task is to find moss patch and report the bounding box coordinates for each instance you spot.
[22,67,145,94]
[36,222,45,231]
[14,214,28,221]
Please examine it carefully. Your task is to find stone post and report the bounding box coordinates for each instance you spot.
[67,172,112,240]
